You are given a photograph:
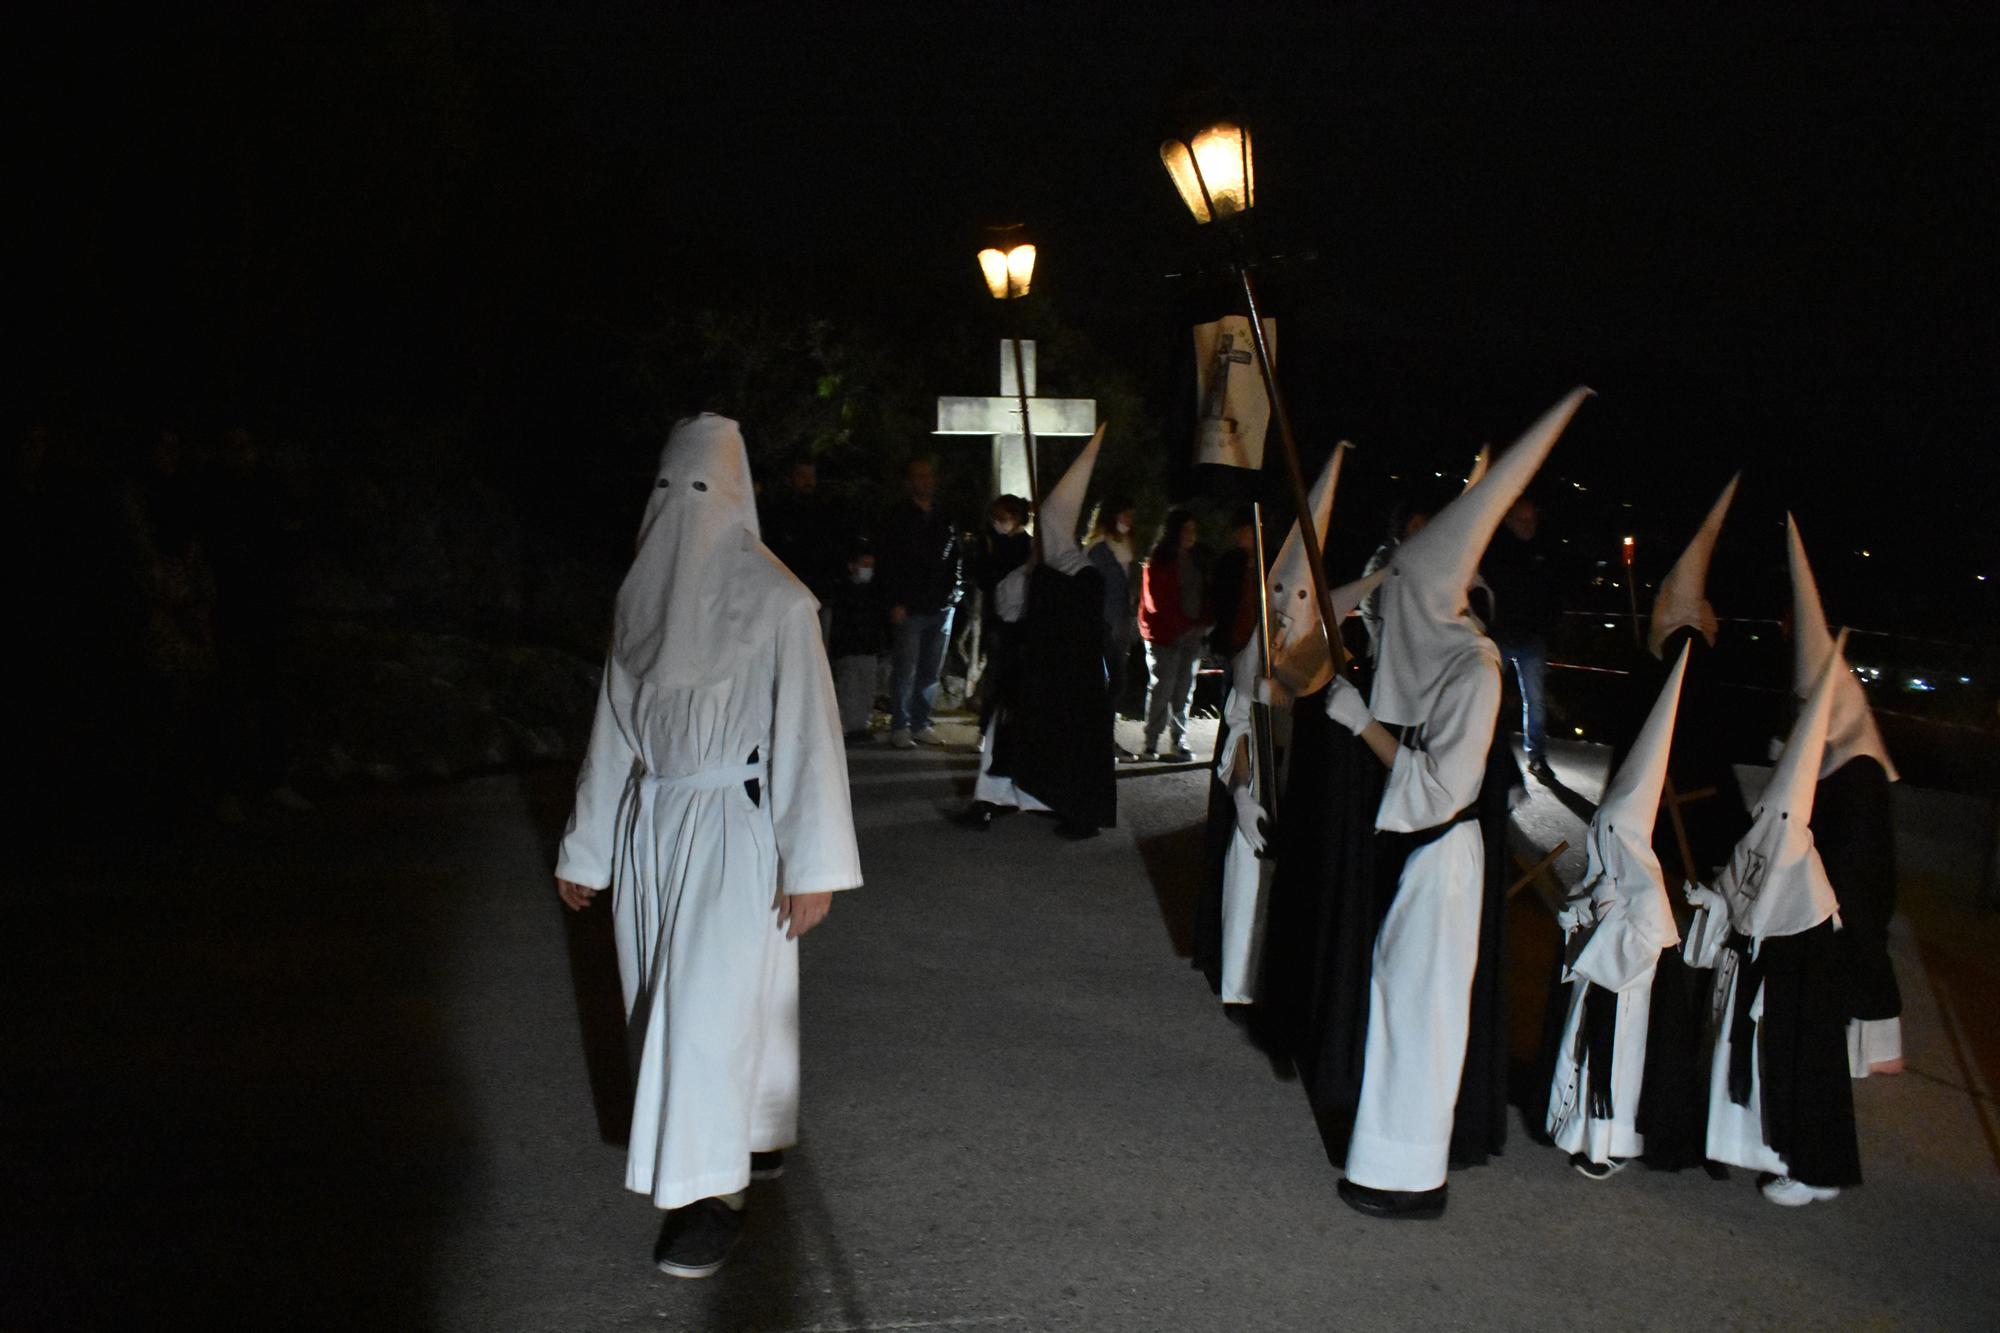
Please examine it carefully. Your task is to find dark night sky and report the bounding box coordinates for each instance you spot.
[19,1,1997,635]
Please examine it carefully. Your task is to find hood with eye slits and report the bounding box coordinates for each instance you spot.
[613,414,810,688]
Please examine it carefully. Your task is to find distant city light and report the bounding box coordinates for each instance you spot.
[1980,574,1989,582]
[1904,676,1935,692]
[1859,549,1872,558]
[1602,621,1616,629]
[1573,726,1585,737]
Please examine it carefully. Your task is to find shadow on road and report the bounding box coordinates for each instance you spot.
[1135,823,1204,959]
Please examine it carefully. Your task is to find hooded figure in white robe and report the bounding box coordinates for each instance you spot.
[556,414,862,1211]
[1684,639,1861,1198]
[1787,516,1903,1077]
[1192,443,1368,1003]
[1547,645,1688,1166]
[1322,388,1591,1211]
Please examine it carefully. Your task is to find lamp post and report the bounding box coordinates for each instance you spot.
[977,224,1042,548]
[1159,108,1345,669]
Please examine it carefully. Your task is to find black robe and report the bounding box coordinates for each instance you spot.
[987,565,1117,831]
[1731,918,1863,1187]
[1813,756,1901,1023]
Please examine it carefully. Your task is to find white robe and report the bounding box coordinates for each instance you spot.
[1213,673,1289,1004]
[1346,638,1501,1193]
[1546,918,1663,1162]
[1682,899,1790,1175]
[556,599,861,1210]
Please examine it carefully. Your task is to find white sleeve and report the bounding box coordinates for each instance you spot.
[554,658,640,890]
[769,601,864,895]
[1681,893,1731,970]
[1379,649,1501,831]
[994,565,1030,623]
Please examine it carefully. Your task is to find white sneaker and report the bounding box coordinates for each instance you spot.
[912,727,945,746]
[888,728,916,750]
[1761,1176,1841,1207]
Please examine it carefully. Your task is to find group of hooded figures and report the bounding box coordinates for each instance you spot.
[1190,389,1904,1217]
[555,392,1902,1277]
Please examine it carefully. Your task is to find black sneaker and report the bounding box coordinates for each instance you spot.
[749,1149,786,1181]
[654,1197,743,1279]
[1570,1152,1628,1181]
[1337,1177,1447,1220]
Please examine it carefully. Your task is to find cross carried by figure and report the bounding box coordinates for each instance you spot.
[936,340,1096,503]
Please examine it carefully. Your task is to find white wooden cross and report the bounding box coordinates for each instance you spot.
[935,340,1097,502]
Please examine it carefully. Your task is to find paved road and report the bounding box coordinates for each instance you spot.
[6,717,1997,1330]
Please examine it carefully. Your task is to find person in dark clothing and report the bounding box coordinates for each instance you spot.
[1481,494,1562,777]
[1207,506,1261,660]
[826,541,889,741]
[760,457,841,603]
[968,494,1032,720]
[1083,496,1140,736]
[878,457,962,748]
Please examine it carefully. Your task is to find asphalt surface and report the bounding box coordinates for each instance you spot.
[6,715,1997,1330]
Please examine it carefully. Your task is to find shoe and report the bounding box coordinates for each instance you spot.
[888,728,916,750]
[1338,1177,1447,1220]
[749,1150,786,1181]
[1571,1153,1629,1181]
[1527,757,1555,781]
[1160,746,1195,764]
[654,1197,744,1278]
[1054,820,1100,840]
[912,726,946,746]
[952,802,995,832]
[1761,1175,1840,1207]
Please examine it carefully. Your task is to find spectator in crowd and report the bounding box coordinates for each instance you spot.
[969,494,1033,719]
[878,456,962,749]
[1138,509,1211,762]
[1085,496,1141,740]
[1208,505,1261,660]
[761,456,840,607]
[1481,493,1561,778]
[827,541,889,741]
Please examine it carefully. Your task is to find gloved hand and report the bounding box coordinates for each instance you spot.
[1684,882,1726,914]
[1231,784,1269,857]
[1322,675,1372,735]
[1254,675,1292,710]
[1556,896,1593,933]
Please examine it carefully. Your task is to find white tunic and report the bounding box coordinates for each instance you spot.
[1546,915,1664,1162]
[1682,901,1789,1176]
[1346,638,1501,1193]
[557,599,861,1210]
[1213,673,1278,1005]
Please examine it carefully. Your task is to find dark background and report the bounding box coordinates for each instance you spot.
[18,0,1996,633]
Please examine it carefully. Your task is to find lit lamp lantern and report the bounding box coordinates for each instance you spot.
[977,224,1042,524]
[977,235,1037,300]
[1158,121,1255,224]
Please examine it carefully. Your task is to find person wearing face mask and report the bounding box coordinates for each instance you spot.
[969,495,1033,723]
[827,542,889,741]
[1084,496,1140,733]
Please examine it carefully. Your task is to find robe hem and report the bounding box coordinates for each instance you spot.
[633,1167,755,1213]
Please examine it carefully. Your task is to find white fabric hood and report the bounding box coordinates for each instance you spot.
[1647,473,1739,658]
[1370,388,1591,726]
[1039,425,1106,575]
[1265,442,1348,696]
[612,414,807,689]
[1787,514,1898,782]
[1567,643,1689,987]
[1714,634,1846,940]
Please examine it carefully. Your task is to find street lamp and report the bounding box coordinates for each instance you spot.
[1158,96,1343,672]
[978,223,1042,536]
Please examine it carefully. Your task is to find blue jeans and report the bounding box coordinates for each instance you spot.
[1499,636,1547,762]
[889,608,952,732]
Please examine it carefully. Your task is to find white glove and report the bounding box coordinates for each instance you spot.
[1322,675,1372,735]
[1231,784,1269,857]
[1684,882,1726,914]
[1556,896,1592,933]
[1254,675,1292,709]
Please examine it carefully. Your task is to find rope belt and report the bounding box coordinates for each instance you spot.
[638,759,769,793]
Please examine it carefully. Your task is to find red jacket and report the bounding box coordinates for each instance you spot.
[1139,553,1212,645]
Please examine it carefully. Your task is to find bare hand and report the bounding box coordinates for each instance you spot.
[556,876,598,911]
[776,891,832,939]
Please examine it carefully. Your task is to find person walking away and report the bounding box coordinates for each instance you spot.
[1138,510,1211,762]
[554,414,861,1278]
[1481,494,1561,779]
[827,541,889,741]
[1084,496,1140,746]
[879,457,962,749]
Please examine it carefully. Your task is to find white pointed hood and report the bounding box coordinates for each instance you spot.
[1038,425,1105,575]
[1647,473,1740,658]
[614,414,807,688]
[1264,442,1348,696]
[1370,388,1592,726]
[1713,633,1846,940]
[1787,514,1898,782]
[1566,644,1688,989]
[1461,445,1491,493]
